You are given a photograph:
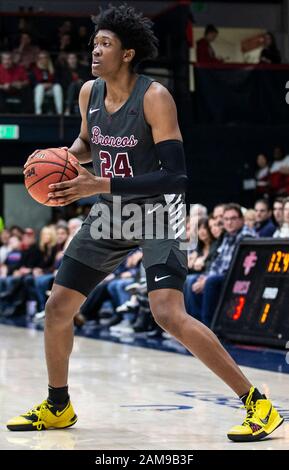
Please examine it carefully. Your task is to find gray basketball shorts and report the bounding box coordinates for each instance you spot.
[55,197,188,296]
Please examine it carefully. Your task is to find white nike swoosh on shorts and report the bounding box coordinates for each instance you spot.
[89,108,100,114]
[154,275,171,282]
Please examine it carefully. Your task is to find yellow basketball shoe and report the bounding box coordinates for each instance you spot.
[6,399,77,431]
[227,387,284,442]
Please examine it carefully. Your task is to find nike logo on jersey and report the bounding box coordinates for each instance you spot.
[147,204,162,215]
[89,108,100,114]
[154,275,171,282]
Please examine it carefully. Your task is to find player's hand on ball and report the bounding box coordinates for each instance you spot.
[48,159,109,205]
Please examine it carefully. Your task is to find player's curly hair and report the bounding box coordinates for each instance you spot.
[91,4,158,68]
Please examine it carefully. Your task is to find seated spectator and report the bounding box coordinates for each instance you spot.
[212,203,225,228]
[196,24,222,63]
[58,20,75,40]
[77,26,90,53]
[60,53,90,115]
[259,32,281,64]
[0,235,24,313]
[184,217,218,319]
[9,225,24,239]
[255,153,270,197]
[278,153,289,196]
[187,204,208,251]
[273,197,289,238]
[0,51,31,112]
[206,214,224,267]
[16,228,43,273]
[184,203,256,326]
[64,217,83,249]
[0,227,42,301]
[54,223,70,269]
[188,217,215,274]
[31,51,63,114]
[78,250,142,326]
[0,235,23,279]
[244,209,256,230]
[208,214,224,240]
[32,224,69,312]
[12,32,40,70]
[272,197,284,228]
[254,199,276,237]
[0,229,11,264]
[22,225,56,312]
[107,249,143,312]
[34,226,57,274]
[56,34,76,67]
[24,225,67,312]
[269,146,289,196]
[7,16,34,49]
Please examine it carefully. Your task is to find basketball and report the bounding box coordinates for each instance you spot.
[24,148,78,206]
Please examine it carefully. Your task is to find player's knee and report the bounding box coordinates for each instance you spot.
[151,307,171,330]
[150,291,187,332]
[150,301,178,331]
[45,294,71,325]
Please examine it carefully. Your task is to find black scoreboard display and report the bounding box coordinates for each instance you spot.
[212,239,289,348]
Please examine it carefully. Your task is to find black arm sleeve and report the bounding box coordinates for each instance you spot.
[110,139,188,195]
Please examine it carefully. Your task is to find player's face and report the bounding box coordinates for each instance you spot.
[92,30,127,78]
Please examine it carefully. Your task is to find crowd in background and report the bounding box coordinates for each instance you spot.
[1,193,288,339]
[0,18,91,114]
[0,16,284,115]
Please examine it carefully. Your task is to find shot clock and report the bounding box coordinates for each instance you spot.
[211,239,289,348]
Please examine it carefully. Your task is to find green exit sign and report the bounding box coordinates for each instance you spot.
[0,125,19,139]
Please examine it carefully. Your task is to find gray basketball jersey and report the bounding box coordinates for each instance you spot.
[87,74,166,204]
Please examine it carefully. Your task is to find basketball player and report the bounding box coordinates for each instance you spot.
[7,5,283,442]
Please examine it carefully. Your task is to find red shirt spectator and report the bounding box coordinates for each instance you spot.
[269,146,289,195]
[31,65,55,84]
[0,51,31,112]
[13,33,40,70]
[0,63,28,85]
[31,52,57,85]
[0,52,29,88]
[196,24,222,64]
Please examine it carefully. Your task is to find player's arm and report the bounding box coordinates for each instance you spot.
[110,82,188,195]
[67,80,94,164]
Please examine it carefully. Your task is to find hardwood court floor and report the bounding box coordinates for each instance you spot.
[0,324,288,450]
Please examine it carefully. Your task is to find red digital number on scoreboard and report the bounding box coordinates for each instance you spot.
[230,296,246,321]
